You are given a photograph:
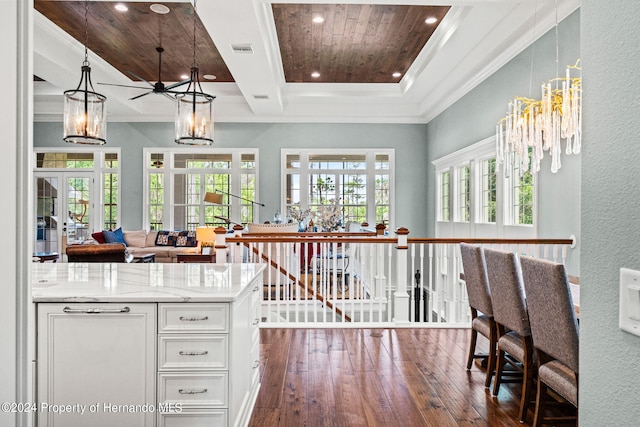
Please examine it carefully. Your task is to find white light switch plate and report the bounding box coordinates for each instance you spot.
[620,268,640,336]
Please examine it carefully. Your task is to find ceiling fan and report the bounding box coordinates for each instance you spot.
[98,46,190,100]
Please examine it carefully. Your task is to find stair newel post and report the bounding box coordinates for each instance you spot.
[374,223,387,300]
[394,227,410,324]
[214,226,228,264]
[232,224,244,263]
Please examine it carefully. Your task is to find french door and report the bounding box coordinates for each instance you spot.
[35,172,95,255]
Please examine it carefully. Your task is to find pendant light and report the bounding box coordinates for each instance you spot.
[175,0,215,145]
[63,0,107,145]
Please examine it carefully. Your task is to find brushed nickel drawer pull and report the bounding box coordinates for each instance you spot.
[252,318,260,326]
[179,315,209,322]
[178,388,208,395]
[253,285,259,292]
[63,306,130,314]
[179,350,209,356]
[253,360,260,369]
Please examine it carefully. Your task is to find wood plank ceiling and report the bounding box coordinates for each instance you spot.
[35,1,449,86]
[34,1,234,83]
[272,4,450,83]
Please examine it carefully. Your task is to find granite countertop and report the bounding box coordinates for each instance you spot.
[32,263,266,303]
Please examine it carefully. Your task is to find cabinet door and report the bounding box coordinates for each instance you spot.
[37,303,156,427]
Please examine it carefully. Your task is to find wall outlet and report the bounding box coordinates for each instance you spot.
[620,268,640,337]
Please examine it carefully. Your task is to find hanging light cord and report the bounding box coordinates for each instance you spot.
[528,0,537,98]
[83,0,89,67]
[192,0,198,69]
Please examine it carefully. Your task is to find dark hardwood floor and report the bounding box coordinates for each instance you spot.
[249,328,531,426]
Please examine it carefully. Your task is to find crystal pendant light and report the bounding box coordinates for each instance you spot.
[63,0,107,145]
[175,0,215,145]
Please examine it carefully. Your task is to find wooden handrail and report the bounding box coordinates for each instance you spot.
[229,236,575,246]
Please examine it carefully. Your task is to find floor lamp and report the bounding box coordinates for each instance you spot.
[204,191,264,223]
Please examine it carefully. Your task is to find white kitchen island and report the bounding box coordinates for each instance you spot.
[32,262,265,427]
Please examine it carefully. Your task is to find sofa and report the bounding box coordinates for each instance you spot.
[66,243,129,263]
[89,228,200,263]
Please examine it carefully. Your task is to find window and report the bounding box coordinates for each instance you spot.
[439,170,450,221]
[432,136,537,238]
[144,148,258,230]
[480,157,497,223]
[283,149,394,229]
[103,153,119,230]
[456,164,471,222]
[34,149,120,231]
[511,150,534,225]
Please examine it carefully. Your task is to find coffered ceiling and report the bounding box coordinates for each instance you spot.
[33,0,580,124]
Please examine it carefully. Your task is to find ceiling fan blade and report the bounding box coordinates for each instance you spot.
[97,82,153,90]
[129,90,153,101]
[165,79,191,90]
[125,71,154,87]
[162,92,175,101]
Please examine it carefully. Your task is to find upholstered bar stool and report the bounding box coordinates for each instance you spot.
[459,243,496,388]
[484,248,535,423]
[520,256,579,427]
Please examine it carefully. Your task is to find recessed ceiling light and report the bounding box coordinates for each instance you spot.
[312,16,324,24]
[150,4,170,15]
[180,74,189,80]
[203,74,217,80]
[311,71,320,78]
[425,17,438,25]
[114,3,128,12]
[392,72,402,78]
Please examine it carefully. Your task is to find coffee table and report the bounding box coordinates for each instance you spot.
[33,252,59,263]
[176,253,216,263]
[132,253,155,263]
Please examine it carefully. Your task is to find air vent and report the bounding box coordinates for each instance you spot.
[253,95,269,100]
[231,44,254,54]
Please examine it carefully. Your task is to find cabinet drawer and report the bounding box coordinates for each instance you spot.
[159,304,228,333]
[158,409,227,427]
[159,335,228,370]
[158,372,228,407]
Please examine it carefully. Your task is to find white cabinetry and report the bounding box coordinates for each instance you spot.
[157,284,261,427]
[34,263,264,427]
[37,303,156,427]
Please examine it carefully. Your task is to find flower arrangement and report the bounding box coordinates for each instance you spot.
[288,204,311,223]
[314,199,343,232]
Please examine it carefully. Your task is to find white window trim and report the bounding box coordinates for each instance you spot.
[34,147,122,231]
[436,168,451,222]
[281,148,395,230]
[453,161,471,223]
[432,136,537,238]
[142,147,259,230]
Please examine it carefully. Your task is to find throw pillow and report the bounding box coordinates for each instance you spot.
[91,231,106,244]
[175,230,197,247]
[103,227,126,245]
[155,230,180,246]
[123,229,147,248]
[145,230,158,247]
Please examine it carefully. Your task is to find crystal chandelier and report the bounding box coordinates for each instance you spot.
[496,61,581,175]
[174,0,215,145]
[63,0,107,145]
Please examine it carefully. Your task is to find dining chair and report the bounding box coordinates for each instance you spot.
[484,248,535,423]
[459,243,496,388]
[520,256,579,427]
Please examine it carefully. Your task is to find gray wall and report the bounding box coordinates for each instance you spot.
[35,122,430,235]
[581,1,640,424]
[425,10,581,274]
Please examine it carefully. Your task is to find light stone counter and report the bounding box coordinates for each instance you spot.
[32,262,266,303]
